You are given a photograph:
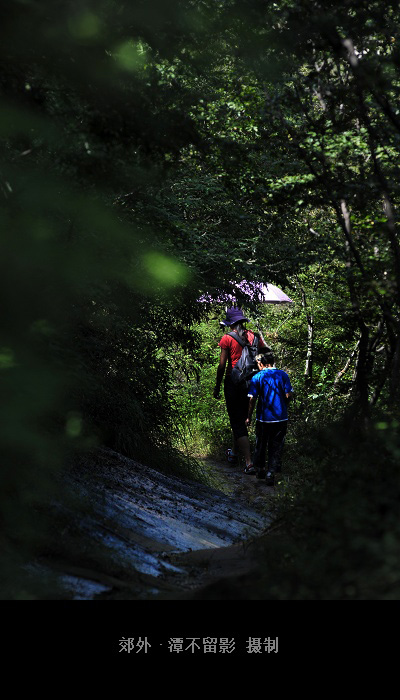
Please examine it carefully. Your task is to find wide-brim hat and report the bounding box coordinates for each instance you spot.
[220,307,249,326]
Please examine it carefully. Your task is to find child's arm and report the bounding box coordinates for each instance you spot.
[245,396,257,426]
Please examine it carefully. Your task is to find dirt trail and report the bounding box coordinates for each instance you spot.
[38,448,276,599]
[155,457,276,598]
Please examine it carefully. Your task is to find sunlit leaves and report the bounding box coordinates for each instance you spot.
[65,412,83,438]
[0,348,16,370]
[141,251,190,288]
[113,40,150,73]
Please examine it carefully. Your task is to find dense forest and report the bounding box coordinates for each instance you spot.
[1,0,400,600]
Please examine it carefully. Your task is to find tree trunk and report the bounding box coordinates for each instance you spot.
[340,200,370,415]
[295,277,314,387]
[305,311,314,385]
[334,339,360,388]
[389,326,400,406]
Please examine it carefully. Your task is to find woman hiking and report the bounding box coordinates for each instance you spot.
[213,307,268,474]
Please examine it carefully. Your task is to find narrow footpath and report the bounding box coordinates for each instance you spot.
[157,456,277,598]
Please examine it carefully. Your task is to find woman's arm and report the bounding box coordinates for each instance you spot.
[213,347,229,398]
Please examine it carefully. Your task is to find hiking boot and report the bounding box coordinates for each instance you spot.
[225,448,238,464]
[243,463,255,475]
[266,471,275,486]
[256,469,266,479]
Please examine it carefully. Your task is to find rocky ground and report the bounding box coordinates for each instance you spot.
[34,448,280,599]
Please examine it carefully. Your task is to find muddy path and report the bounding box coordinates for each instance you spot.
[37,448,277,600]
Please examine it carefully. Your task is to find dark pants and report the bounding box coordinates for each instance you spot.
[224,374,249,440]
[253,421,287,474]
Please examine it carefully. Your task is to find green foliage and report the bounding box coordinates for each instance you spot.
[265,417,400,600]
[2,0,400,599]
[190,417,400,600]
[167,314,233,457]
[0,0,213,594]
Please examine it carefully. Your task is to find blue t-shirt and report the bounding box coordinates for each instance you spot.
[247,368,293,422]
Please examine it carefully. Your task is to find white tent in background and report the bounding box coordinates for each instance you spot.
[198,280,293,305]
[236,281,293,304]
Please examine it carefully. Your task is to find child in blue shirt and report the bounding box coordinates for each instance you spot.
[245,352,293,485]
